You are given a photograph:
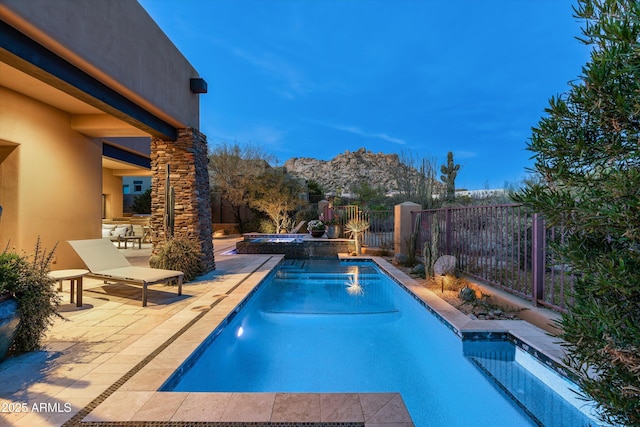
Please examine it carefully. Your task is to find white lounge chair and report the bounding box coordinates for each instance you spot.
[67,239,184,307]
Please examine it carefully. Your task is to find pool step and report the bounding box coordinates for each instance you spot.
[464,342,597,427]
[278,259,307,272]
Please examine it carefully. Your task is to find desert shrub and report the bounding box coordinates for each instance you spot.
[296,207,318,223]
[458,286,477,302]
[411,264,426,279]
[1,240,61,354]
[150,237,203,282]
[259,219,276,233]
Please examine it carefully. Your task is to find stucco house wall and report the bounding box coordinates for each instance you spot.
[0,86,102,267]
[103,169,125,220]
[0,0,212,269]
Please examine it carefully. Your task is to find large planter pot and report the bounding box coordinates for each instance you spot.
[326,225,342,239]
[0,295,20,361]
[310,230,325,238]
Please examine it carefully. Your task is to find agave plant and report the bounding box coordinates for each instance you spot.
[344,219,370,255]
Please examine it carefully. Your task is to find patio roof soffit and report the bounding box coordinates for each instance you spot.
[103,142,151,172]
[0,19,178,141]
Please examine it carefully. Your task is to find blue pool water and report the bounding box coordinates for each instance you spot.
[164,259,596,427]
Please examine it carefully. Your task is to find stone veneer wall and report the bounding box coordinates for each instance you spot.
[150,128,215,272]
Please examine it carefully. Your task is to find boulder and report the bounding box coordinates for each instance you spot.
[393,253,408,266]
[434,255,457,276]
[459,286,477,302]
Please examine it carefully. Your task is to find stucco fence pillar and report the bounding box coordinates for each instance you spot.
[394,201,421,257]
[150,128,215,272]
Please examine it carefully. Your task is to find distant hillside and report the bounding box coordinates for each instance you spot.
[283,147,428,195]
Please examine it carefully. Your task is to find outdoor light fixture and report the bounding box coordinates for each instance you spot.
[190,78,207,94]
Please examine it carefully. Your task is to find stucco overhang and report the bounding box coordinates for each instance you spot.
[0,19,177,140]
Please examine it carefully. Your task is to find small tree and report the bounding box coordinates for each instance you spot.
[208,142,274,232]
[515,1,640,424]
[247,168,305,233]
[131,188,151,214]
[306,179,324,199]
[396,150,442,209]
[440,151,460,203]
[351,181,386,209]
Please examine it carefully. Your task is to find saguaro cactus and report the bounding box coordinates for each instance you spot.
[408,214,421,265]
[440,151,460,203]
[164,164,175,238]
[423,216,440,277]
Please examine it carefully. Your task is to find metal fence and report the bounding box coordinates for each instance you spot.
[412,204,575,312]
[361,209,394,250]
[327,205,394,251]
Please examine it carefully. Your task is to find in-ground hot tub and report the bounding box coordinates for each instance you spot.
[236,233,351,258]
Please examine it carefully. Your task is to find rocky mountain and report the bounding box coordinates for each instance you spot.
[283,147,423,195]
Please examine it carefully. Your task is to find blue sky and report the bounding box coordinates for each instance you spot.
[138,0,590,190]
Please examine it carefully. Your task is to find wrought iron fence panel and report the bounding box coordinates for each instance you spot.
[331,205,359,224]
[412,204,575,312]
[360,210,394,249]
[326,206,395,250]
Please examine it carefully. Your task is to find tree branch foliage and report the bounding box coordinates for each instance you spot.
[514,1,640,424]
[208,142,275,231]
[246,168,305,233]
[396,150,442,209]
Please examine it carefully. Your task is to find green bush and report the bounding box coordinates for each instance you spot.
[131,188,151,214]
[259,219,276,234]
[514,1,640,424]
[295,207,318,223]
[0,240,61,354]
[150,237,203,282]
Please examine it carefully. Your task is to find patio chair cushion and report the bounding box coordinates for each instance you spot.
[112,225,130,237]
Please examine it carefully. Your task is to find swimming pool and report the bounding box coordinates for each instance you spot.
[162,259,597,427]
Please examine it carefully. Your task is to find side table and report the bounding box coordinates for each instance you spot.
[49,269,89,307]
[121,235,142,249]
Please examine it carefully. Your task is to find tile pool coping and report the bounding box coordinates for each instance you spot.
[45,253,572,426]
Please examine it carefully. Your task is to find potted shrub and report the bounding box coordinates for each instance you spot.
[324,212,344,239]
[0,251,21,361]
[307,220,326,238]
[0,240,60,361]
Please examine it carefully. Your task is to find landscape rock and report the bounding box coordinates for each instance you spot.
[434,255,457,276]
[393,253,408,266]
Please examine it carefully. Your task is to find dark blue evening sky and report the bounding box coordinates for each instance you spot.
[138,0,590,190]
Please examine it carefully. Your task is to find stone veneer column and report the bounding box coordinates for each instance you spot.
[151,128,215,272]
